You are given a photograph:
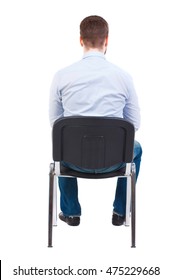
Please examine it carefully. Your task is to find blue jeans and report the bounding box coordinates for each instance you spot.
[58,141,142,217]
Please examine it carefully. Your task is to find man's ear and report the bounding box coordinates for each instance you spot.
[80,37,84,46]
[105,36,108,47]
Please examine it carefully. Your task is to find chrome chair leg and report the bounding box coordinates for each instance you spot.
[125,176,131,226]
[53,175,57,226]
[131,163,136,248]
[48,163,55,247]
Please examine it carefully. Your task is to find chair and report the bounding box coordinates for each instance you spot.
[48,117,136,248]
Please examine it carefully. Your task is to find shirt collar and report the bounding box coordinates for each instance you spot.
[82,51,106,60]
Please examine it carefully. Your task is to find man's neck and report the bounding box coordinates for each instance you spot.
[83,47,105,54]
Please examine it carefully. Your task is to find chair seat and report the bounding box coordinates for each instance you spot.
[60,163,127,179]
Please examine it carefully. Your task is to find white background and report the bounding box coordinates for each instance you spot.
[0,0,172,279]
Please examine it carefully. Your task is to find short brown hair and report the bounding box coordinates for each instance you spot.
[80,15,109,49]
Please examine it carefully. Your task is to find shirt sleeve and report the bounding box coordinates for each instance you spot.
[123,76,141,131]
[49,72,64,127]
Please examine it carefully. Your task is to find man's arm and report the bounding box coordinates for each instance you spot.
[123,77,141,131]
[49,72,63,127]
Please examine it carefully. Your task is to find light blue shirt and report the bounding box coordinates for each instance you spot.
[49,51,140,130]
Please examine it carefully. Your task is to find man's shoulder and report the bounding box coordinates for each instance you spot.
[57,60,82,75]
[107,60,132,78]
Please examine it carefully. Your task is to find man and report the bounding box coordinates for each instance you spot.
[49,15,142,227]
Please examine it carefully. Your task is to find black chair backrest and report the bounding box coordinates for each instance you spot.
[52,117,135,169]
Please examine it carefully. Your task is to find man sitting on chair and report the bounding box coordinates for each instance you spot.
[49,15,142,226]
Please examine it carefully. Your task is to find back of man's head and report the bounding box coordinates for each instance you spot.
[80,15,109,50]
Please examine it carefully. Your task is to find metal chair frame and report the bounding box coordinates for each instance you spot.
[48,117,136,248]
